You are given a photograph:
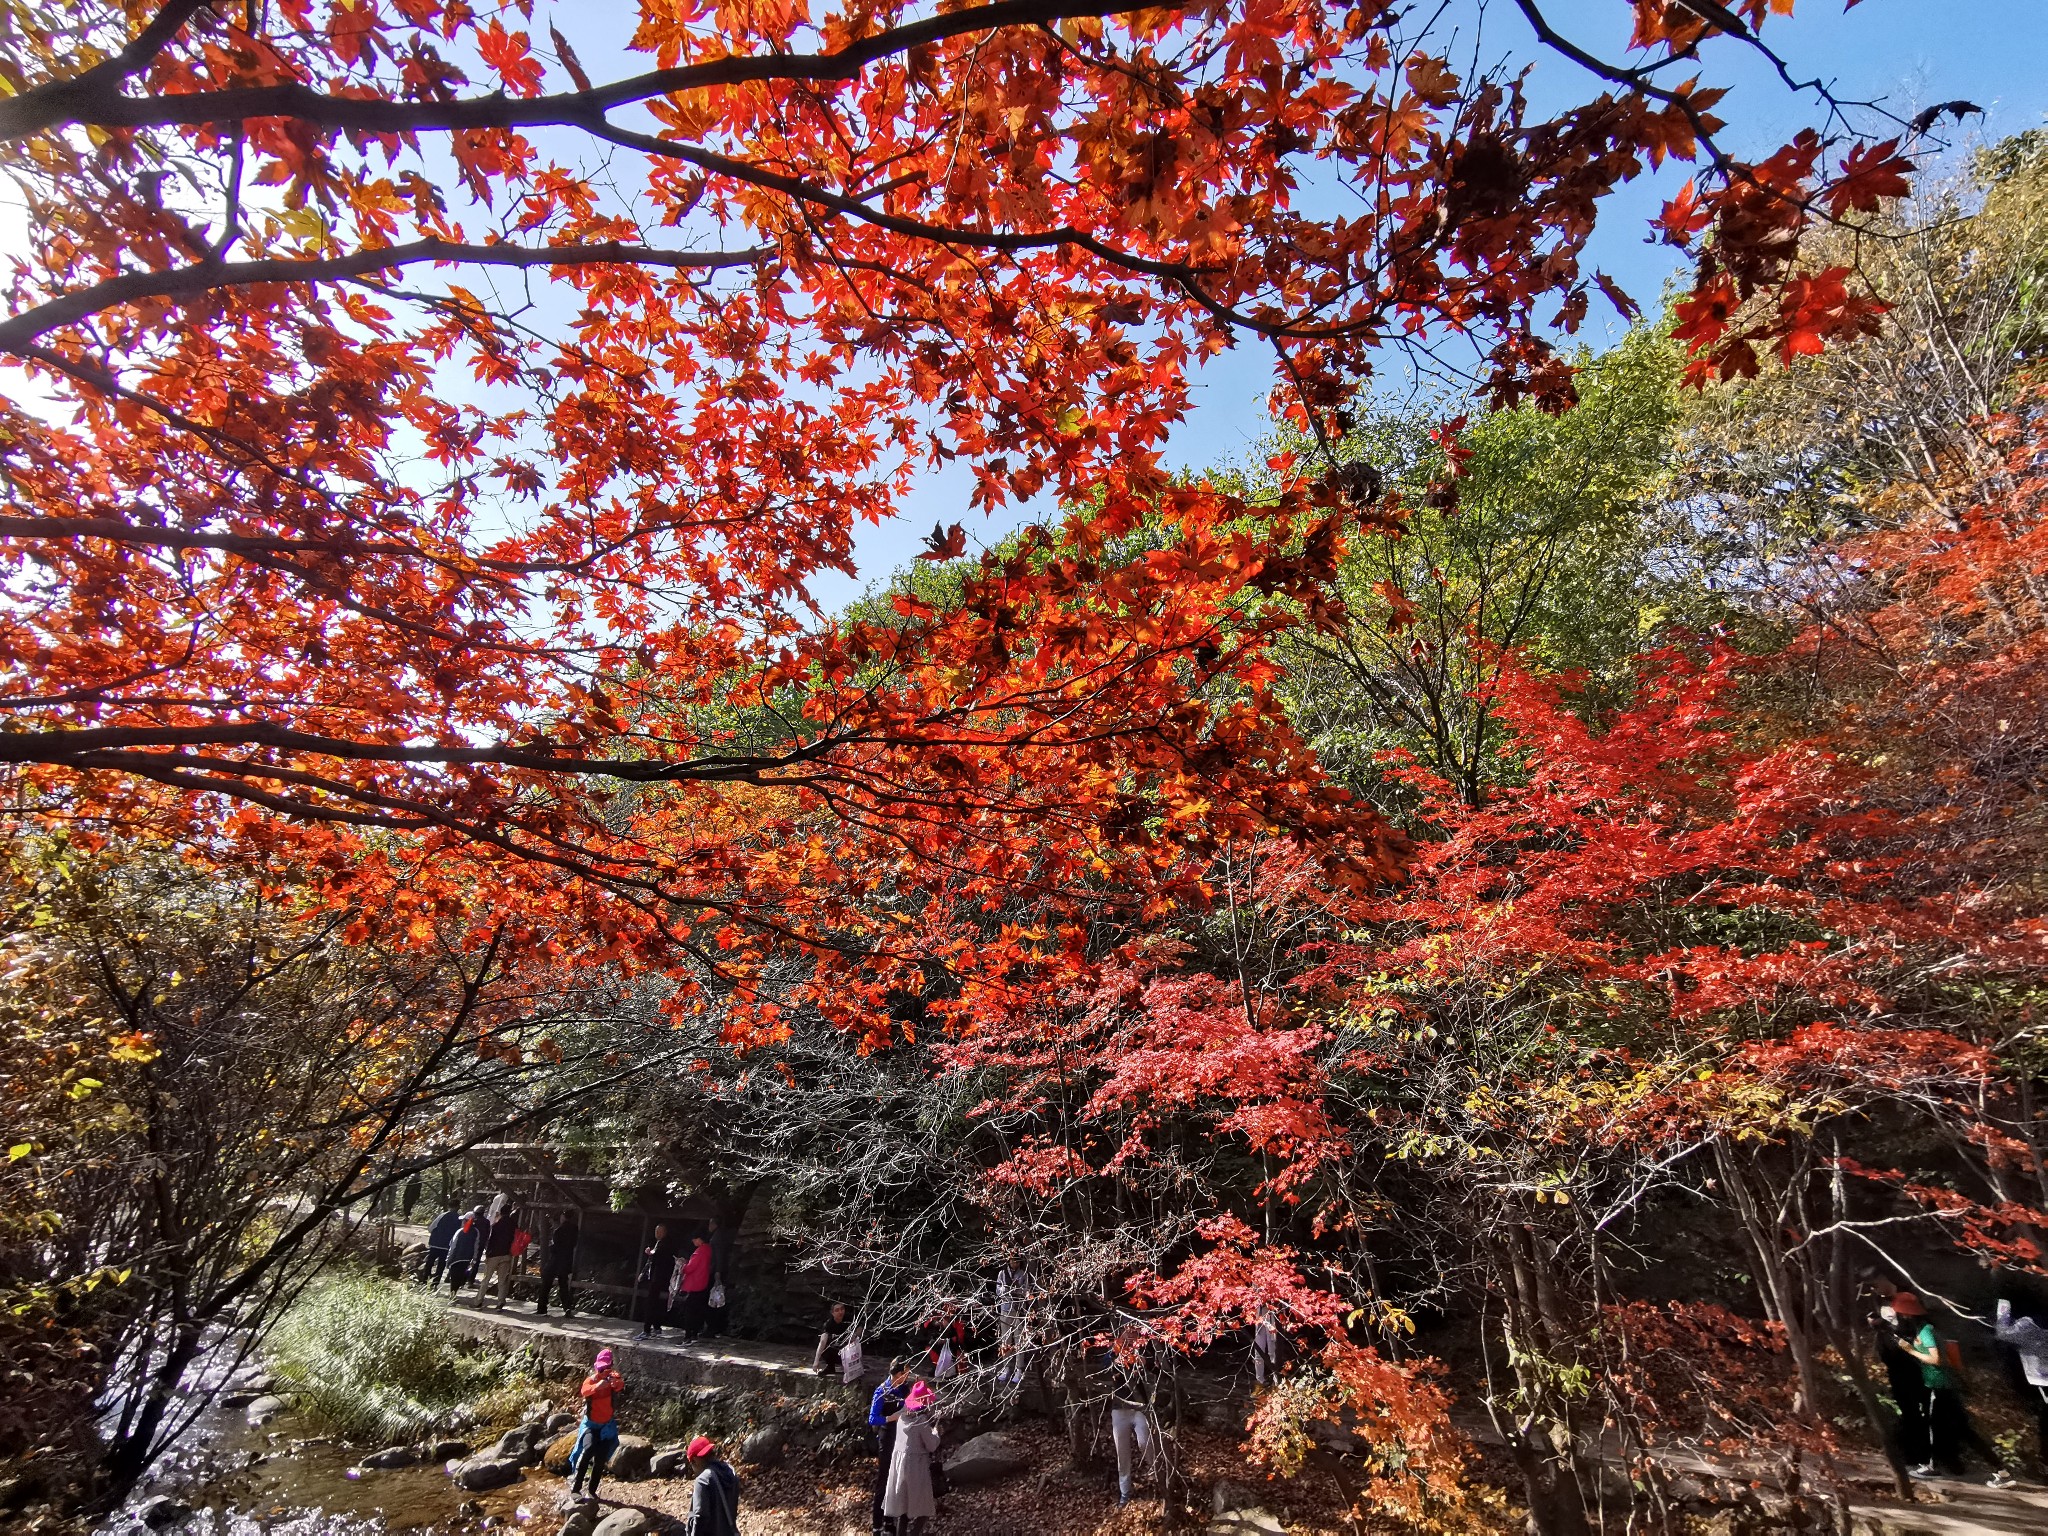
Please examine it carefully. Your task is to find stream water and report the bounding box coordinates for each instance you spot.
[99,1397,549,1536]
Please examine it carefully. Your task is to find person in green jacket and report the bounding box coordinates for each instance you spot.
[1900,1300,2006,1482]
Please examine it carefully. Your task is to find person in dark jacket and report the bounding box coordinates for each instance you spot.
[475,1201,520,1309]
[813,1300,860,1378]
[637,1223,680,1336]
[536,1211,580,1317]
[1103,1328,1161,1505]
[443,1205,486,1292]
[418,1205,461,1287]
[684,1436,740,1536]
[1877,1293,1931,1469]
[867,1358,914,1535]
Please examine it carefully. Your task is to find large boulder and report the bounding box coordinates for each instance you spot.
[592,1510,654,1536]
[244,1395,288,1427]
[494,1429,535,1462]
[817,1429,864,1462]
[649,1447,689,1479]
[943,1431,1030,1487]
[427,1440,472,1462]
[1210,1481,1286,1536]
[362,1445,419,1470]
[542,1433,579,1476]
[737,1427,784,1467]
[451,1455,523,1492]
[134,1495,191,1528]
[547,1411,579,1434]
[607,1435,654,1481]
[557,1505,599,1536]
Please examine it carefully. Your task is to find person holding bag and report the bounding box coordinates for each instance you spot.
[882,1380,941,1535]
[677,1232,716,1340]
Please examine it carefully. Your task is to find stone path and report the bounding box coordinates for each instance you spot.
[1850,1478,2048,1536]
[438,1296,877,1393]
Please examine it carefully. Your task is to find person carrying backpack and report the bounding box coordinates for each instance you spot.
[1900,1301,2007,1482]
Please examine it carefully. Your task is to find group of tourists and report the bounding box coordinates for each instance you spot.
[634,1219,732,1339]
[410,1227,1201,1534]
[1875,1288,2048,1484]
[416,1197,738,1332]
[416,1197,583,1315]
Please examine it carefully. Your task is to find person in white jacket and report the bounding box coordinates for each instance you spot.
[1996,1298,2048,1473]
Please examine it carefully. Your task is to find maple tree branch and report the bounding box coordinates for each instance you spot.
[6,0,215,140]
[0,239,775,351]
[0,0,1156,143]
[1,721,851,783]
[586,121,1344,343]
[1510,0,1735,181]
[16,340,346,496]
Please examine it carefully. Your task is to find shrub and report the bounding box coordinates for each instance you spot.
[265,1270,508,1442]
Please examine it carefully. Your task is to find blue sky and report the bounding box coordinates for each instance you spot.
[820,0,2048,607]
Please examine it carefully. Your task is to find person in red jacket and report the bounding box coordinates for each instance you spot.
[677,1233,716,1341]
[569,1348,623,1500]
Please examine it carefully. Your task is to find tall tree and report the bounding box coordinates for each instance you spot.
[0,835,660,1497]
[0,0,1919,1025]
[1274,329,1681,806]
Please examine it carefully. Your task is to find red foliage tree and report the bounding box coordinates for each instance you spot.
[0,1,1919,1020]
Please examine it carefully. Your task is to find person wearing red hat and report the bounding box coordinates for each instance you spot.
[1895,1295,2003,1480]
[684,1436,740,1536]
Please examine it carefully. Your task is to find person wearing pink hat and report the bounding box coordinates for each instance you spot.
[684,1435,740,1536]
[568,1348,623,1500]
[881,1379,941,1534]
